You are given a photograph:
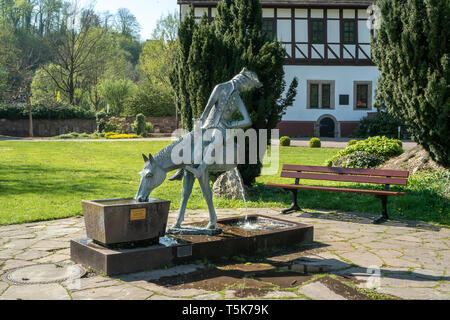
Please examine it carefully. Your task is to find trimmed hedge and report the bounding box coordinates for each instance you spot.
[280,136,291,146]
[0,103,95,120]
[309,138,321,148]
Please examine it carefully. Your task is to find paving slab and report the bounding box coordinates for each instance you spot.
[262,291,299,299]
[193,292,224,300]
[1,230,36,238]
[115,264,206,282]
[339,250,384,268]
[0,283,70,300]
[411,268,446,279]
[30,239,70,251]
[378,286,449,300]
[0,281,8,294]
[15,250,51,261]
[34,253,70,263]
[0,249,23,260]
[380,274,439,288]
[3,239,36,250]
[297,281,347,300]
[148,294,183,300]
[71,284,152,300]
[68,276,121,292]
[1,259,36,272]
[129,281,208,298]
[437,282,450,293]
[381,257,422,269]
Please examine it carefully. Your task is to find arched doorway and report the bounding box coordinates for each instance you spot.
[314,115,340,138]
[319,117,335,138]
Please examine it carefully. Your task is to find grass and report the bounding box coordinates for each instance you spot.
[0,141,448,226]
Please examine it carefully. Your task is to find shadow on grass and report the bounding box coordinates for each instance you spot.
[247,183,449,229]
[0,163,112,196]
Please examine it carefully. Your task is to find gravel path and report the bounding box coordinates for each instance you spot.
[1,135,418,151]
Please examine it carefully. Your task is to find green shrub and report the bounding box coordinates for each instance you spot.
[132,114,154,137]
[280,136,291,146]
[132,113,146,136]
[309,138,321,148]
[348,140,358,147]
[145,122,153,134]
[354,112,403,139]
[104,117,130,134]
[96,112,108,133]
[125,82,175,117]
[327,136,403,168]
[331,151,385,169]
[57,134,73,139]
[78,133,91,138]
[0,102,95,120]
[408,170,450,200]
[98,78,136,116]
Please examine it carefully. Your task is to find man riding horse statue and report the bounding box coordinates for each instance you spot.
[135,68,262,233]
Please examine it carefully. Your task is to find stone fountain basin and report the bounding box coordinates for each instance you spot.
[82,198,170,246]
[71,214,313,275]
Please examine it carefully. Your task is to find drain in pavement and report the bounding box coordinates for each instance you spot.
[1,263,86,285]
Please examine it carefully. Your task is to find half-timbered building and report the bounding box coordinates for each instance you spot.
[178,0,377,137]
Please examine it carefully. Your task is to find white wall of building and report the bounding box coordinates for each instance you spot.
[283,65,380,122]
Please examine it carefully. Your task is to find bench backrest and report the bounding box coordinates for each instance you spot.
[281,165,409,186]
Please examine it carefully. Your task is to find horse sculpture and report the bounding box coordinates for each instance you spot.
[135,68,262,232]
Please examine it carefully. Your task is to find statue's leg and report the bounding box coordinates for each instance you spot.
[198,171,217,229]
[173,170,195,228]
[185,131,219,179]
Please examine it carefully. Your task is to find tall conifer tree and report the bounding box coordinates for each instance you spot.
[373,0,449,167]
[171,0,298,185]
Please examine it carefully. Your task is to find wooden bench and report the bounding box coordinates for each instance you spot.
[266,165,410,224]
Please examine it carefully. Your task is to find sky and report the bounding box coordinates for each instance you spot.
[82,0,179,40]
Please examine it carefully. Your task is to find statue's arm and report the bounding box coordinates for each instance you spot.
[229,97,252,129]
[199,85,220,122]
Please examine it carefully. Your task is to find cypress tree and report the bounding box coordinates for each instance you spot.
[171,0,298,185]
[372,0,450,167]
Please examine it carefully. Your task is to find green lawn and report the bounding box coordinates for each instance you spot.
[0,141,448,226]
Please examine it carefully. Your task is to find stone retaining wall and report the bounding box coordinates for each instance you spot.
[126,117,180,134]
[0,116,180,137]
[0,118,97,137]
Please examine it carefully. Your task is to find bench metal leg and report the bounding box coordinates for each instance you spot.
[374,195,389,224]
[281,189,301,215]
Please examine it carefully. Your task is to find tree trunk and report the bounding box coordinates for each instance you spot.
[28,105,34,137]
[69,73,74,104]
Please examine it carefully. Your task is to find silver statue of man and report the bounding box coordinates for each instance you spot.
[184,67,262,179]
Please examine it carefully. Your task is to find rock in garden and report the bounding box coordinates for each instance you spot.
[213,169,248,200]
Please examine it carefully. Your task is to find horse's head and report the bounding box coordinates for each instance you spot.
[135,153,166,202]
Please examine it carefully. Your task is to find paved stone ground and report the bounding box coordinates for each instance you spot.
[0,208,448,300]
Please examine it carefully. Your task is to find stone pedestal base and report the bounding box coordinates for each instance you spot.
[166,227,223,236]
[71,215,314,276]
